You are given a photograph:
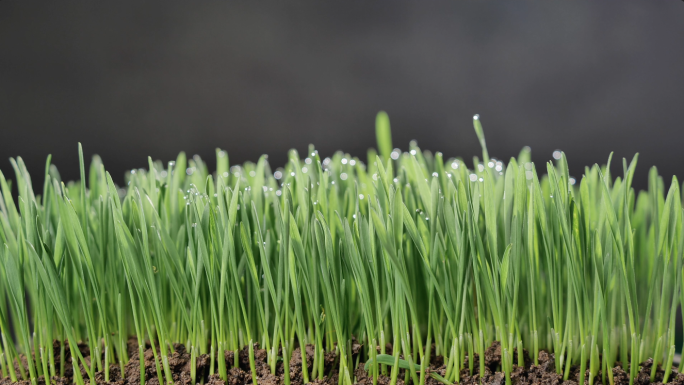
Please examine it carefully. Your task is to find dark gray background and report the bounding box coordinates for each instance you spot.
[1,1,683,190]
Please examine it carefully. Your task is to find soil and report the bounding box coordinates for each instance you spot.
[1,339,682,385]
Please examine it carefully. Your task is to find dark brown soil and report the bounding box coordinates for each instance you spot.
[1,339,682,385]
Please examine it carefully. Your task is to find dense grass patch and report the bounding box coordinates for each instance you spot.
[0,113,682,385]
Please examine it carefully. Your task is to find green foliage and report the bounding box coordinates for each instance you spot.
[0,114,682,385]
[376,111,393,162]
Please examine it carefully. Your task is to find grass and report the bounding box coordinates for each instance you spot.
[0,112,682,385]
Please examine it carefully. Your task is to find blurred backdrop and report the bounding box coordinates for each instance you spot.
[1,1,683,190]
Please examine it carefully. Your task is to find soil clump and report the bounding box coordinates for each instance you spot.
[1,340,681,385]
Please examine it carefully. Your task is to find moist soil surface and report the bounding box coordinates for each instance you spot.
[1,340,682,385]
